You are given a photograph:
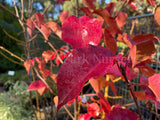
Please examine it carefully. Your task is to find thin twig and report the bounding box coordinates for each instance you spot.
[3,29,25,44]
[0,46,24,62]
[64,106,74,120]
[34,67,55,95]
[0,51,23,65]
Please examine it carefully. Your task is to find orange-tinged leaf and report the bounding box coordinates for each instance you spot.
[54,96,58,107]
[89,76,106,93]
[116,12,128,29]
[117,33,134,48]
[37,87,49,96]
[154,5,160,26]
[94,9,122,36]
[26,18,35,37]
[148,73,160,102]
[24,59,31,74]
[35,57,46,70]
[46,22,62,39]
[50,74,57,83]
[40,24,51,40]
[34,13,44,28]
[130,91,147,100]
[82,0,96,10]
[129,34,156,66]
[103,28,117,54]
[60,11,69,24]
[147,0,156,7]
[42,50,56,63]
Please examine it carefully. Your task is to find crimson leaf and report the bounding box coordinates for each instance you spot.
[57,45,117,110]
[62,16,102,48]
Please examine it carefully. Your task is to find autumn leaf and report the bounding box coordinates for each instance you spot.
[82,0,96,10]
[148,73,160,102]
[34,13,44,28]
[105,2,116,15]
[147,0,156,7]
[103,106,138,120]
[98,92,111,114]
[89,76,106,93]
[26,18,35,37]
[24,59,34,74]
[130,91,147,100]
[140,75,156,101]
[42,50,56,63]
[57,45,116,110]
[46,22,62,39]
[94,9,122,36]
[129,34,157,66]
[80,7,93,18]
[40,23,51,40]
[37,87,49,96]
[28,80,47,91]
[60,11,69,24]
[62,16,102,48]
[115,12,128,29]
[154,5,160,26]
[103,28,117,54]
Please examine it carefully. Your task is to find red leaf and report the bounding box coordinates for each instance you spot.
[103,28,117,54]
[103,106,138,120]
[35,57,46,70]
[140,75,156,101]
[129,3,137,11]
[80,7,93,18]
[40,69,51,80]
[34,13,44,28]
[42,50,56,63]
[60,11,69,24]
[26,18,35,37]
[28,80,47,91]
[130,91,147,100]
[57,45,115,110]
[154,5,160,26]
[82,0,96,10]
[98,92,111,114]
[37,87,49,96]
[67,96,82,106]
[115,12,128,29]
[147,0,156,7]
[57,0,70,4]
[40,23,51,40]
[62,16,102,48]
[46,22,62,39]
[94,9,122,36]
[89,76,106,93]
[87,103,100,117]
[78,113,92,120]
[105,2,116,15]
[148,73,160,102]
